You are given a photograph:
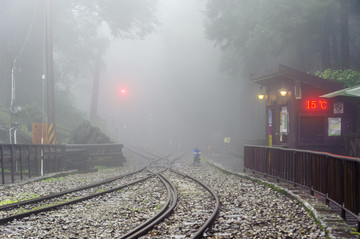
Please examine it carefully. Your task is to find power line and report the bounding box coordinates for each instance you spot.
[15,0,40,62]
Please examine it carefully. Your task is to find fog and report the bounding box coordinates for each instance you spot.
[89,0,264,152]
[0,0,265,153]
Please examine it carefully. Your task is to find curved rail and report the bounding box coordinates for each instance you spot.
[171,169,220,239]
[0,167,145,211]
[120,172,178,239]
[122,149,217,238]
[0,171,152,225]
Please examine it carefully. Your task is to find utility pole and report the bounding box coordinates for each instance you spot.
[45,0,56,144]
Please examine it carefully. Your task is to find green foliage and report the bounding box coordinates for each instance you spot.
[0,107,32,143]
[204,0,360,75]
[0,192,40,206]
[42,176,64,183]
[0,98,86,143]
[0,199,18,206]
[0,109,11,129]
[350,228,360,235]
[315,69,360,87]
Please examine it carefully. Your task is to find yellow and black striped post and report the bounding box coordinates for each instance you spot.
[47,123,56,144]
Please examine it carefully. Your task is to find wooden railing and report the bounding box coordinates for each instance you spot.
[1,144,125,184]
[244,145,360,231]
[345,133,360,157]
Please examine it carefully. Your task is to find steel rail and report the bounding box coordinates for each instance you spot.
[1,145,162,210]
[0,167,146,211]
[171,169,220,239]
[120,172,178,239]
[0,174,154,225]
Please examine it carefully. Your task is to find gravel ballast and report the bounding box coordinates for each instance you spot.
[0,154,354,238]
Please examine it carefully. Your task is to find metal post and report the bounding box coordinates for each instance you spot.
[1,145,4,184]
[27,145,31,178]
[341,203,346,220]
[326,193,329,206]
[310,155,313,195]
[264,148,268,178]
[10,145,14,183]
[276,149,280,183]
[340,161,345,219]
[325,156,329,198]
[41,145,44,176]
[61,145,65,171]
[293,152,297,187]
[19,145,23,180]
[35,145,38,175]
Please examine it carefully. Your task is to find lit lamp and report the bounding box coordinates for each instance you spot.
[279,88,287,96]
[257,93,265,100]
[279,82,287,96]
[257,86,265,100]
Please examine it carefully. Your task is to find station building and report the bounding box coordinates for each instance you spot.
[252,65,360,156]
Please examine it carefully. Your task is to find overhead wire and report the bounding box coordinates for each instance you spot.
[15,0,40,62]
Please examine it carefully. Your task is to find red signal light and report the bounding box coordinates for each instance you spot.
[119,88,127,95]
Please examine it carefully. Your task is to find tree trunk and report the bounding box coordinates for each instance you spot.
[90,55,102,123]
[330,32,340,69]
[340,0,350,69]
[321,14,331,70]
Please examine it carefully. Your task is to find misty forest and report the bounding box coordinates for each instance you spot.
[1,0,360,152]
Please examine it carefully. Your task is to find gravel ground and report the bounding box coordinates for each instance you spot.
[0,176,166,238]
[0,154,336,238]
[140,170,215,238]
[171,158,326,239]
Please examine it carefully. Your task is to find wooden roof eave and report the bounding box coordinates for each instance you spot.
[250,65,343,92]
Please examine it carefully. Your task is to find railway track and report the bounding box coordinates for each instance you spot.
[0,168,152,224]
[120,168,219,238]
[0,149,161,223]
[120,171,178,238]
[137,169,220,238]
[0,148,331,238]
[0,149,219,238]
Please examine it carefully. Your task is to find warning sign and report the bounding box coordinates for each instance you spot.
[32,123,48,144]
[334,102,344,114]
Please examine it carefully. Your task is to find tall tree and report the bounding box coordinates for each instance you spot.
[204,0,360,76]
[0,0,158,141]
[0,0,158,106]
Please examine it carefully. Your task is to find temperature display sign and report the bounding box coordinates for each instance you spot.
[305,99,328,111]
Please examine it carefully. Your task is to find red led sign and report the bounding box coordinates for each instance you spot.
[305,99,328,110]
